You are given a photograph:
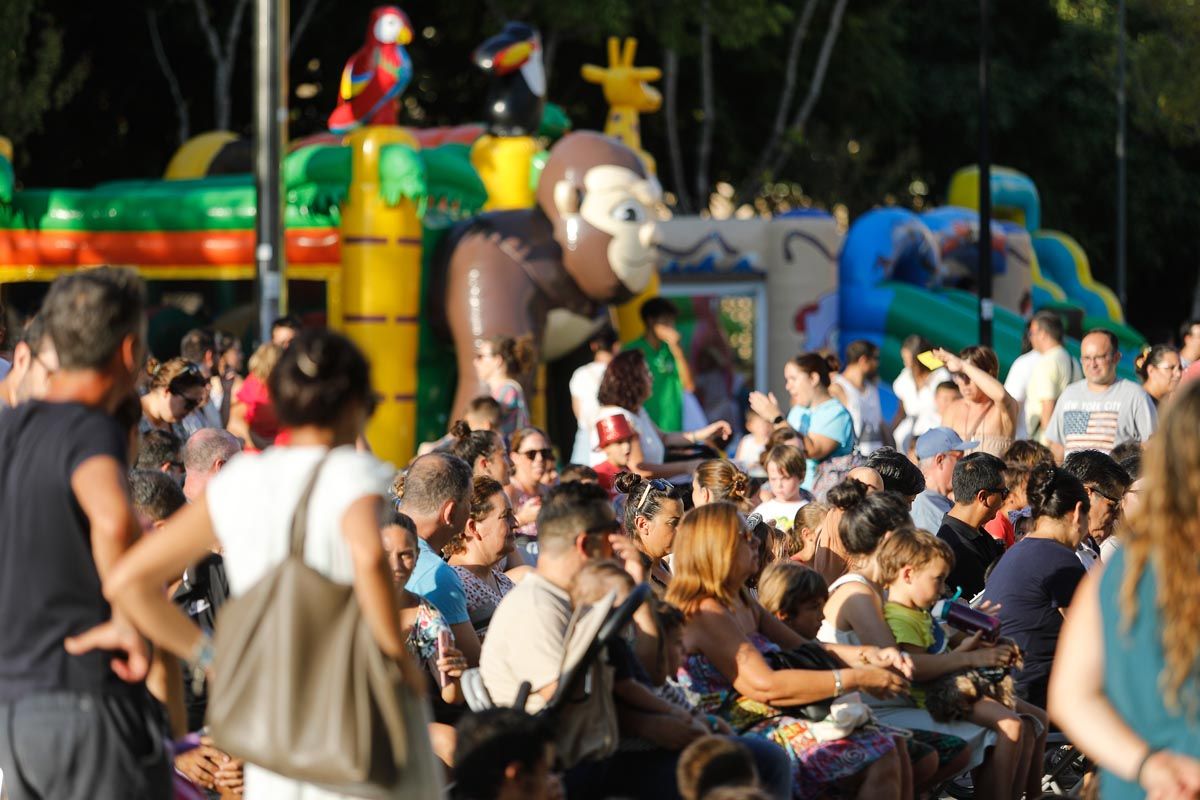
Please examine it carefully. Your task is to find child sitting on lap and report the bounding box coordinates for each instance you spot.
[878,528,1047,800]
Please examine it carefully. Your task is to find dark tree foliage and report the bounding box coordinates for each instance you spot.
[12,0,1200,339]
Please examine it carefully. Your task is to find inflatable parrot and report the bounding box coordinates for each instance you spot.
[327,6,413,134]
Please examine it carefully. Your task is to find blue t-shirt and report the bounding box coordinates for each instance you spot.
[1099,548,1200,800]
[982,537,1085,707]
[797,399,855,491]
[911,490,952,533]
[406,538,470,625]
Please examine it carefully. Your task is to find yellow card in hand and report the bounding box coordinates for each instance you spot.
[917,351,944,371]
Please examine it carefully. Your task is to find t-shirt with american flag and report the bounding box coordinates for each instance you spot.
[1044,379,1157,456]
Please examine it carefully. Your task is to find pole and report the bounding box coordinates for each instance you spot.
[1116,0,1128,308]
[255,0,288,343]
[978,0,993,348]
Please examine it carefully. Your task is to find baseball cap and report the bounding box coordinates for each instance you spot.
[915,427,977,460]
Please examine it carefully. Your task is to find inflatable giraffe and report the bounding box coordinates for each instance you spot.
[582,37,661,175]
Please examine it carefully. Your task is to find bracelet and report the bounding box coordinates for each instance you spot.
[832,668,843,697]
[772,415,785,425]
[1135,746,1162,786]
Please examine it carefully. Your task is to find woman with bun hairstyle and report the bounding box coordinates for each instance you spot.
[980,463,1089,711]
[449,420,511,486]
[808,476,879,584]
[473,335,535,436]
[104,329,442,799]
[691,458,753,511]
[588,350,732,479]
[669,502,915,800]
[446,476,523,636]
[615,472,684,589]
[1135,343,1181,408]
[749,352,857,496]
[1050,381,1200,800]
[818,489,1004,787]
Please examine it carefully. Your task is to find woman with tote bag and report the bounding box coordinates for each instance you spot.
[104,330,442,799]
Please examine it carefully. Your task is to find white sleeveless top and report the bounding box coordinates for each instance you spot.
[816,573,873,645]
[834,375,883,456]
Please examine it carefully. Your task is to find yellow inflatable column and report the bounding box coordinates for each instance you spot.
[341,126,422,466]
[471,133,552,429]
[471,135,537,211]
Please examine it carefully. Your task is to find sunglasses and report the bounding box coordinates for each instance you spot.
[173,391,203,415]
[635,478,674,510]
[519,448,554,462]
[987,486,1010,499]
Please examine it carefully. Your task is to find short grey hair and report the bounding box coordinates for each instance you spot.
[397,453,472,517]
[184,428,242,473]
[41,267,145,370]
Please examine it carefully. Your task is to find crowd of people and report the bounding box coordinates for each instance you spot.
[2,271,1200,800]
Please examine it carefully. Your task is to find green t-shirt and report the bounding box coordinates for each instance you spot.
[627,337,684,432]
[884,601,936,707]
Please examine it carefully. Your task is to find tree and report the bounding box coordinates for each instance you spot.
[145,0,330,145]
[0,0,88,166]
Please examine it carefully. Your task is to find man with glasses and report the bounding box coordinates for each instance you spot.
[1044,329,1156,462]
[911,427,977,533]
[481,482,691,800]
[1062,450,1131,571]
[936,452,1008,599]
[481,481,628,711]
[0,314,58,410]
[0,268,172,799]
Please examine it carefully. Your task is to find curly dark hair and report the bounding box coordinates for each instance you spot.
[597,350,651,412]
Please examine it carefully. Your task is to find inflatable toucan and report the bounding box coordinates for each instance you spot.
[328,6,413,134]
[472,22,546,137]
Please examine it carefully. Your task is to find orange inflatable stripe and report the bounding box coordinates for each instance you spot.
[0,228,341,266]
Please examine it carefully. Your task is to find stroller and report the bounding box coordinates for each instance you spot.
[460,583,652,770]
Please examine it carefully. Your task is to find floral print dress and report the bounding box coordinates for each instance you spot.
[676,631,896,800]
